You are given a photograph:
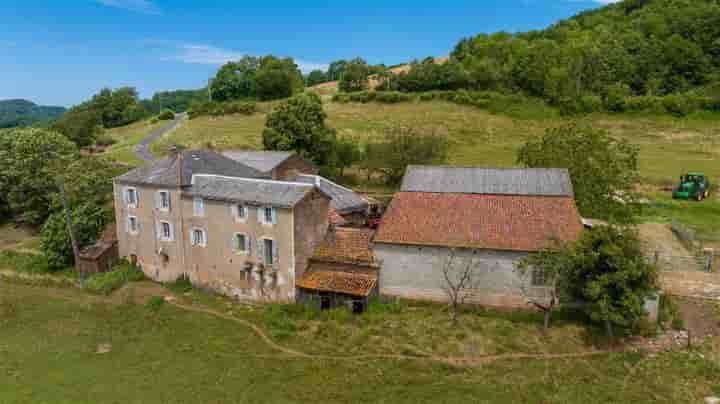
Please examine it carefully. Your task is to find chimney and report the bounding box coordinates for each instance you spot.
[168,145,183,186]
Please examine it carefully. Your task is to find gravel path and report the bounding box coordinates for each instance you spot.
[134,112,188,162]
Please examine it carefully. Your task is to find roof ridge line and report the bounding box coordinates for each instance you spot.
[191,174,314,187]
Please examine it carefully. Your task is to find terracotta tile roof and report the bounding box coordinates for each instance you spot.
[296,269,378,297]
[374,192,583,252]
[313,228,376,265]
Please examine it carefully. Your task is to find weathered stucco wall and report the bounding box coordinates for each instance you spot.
[114,182,187,282]
[374,244,531,308]
[293,190,331,288]
[180,197,296,302]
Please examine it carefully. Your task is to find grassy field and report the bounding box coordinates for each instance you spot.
[102,100,720,243]
[2,280,719,403]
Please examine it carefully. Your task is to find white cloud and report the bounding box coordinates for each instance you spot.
[96,0,160,15]
[161,43,328,73]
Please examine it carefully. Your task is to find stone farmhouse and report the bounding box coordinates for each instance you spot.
[114,151,584,310]
[374,166,584,308]
[114,149,336,301]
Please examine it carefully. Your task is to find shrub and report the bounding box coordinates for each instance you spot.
[375,91,413,103]
[157,109,175,120]
[40,203,110,271]
[0,251,52,274]
[166,273,193,293]
[94,134,116,147]
[146,296,165,311]
[189,101,257,119]
[578,95,603,113]
[84,262,144,295]
[624,96,665,113]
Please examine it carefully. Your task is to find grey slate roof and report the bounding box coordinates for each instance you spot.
[401,166,574,197]
[222,150,295,173]
[186,175,319,208]
[293,174,368,214]
[115,150,267,187]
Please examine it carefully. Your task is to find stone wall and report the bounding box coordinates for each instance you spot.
[374,243,531,308]
[274,156,318,181]
[292,189,331,297]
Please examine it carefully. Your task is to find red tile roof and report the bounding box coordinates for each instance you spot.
[296,269,377,297]
[374,192,583,252]
[313,228,376,265]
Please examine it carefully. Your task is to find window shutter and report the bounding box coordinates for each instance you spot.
[155,192,161,209]
[125,216,130,233]
[203,230,207,246]
[155,221,162,240]
[135,189,139,208]
[272,240,279,266]
[271,208,278,225]
[190,230,196,246]
[230,234,237,251]
[123,188,128,205]
[167,193,172,211]
[168,223,174,241]
[257,207,263,224]
[228,204,235,219]
[137,220,142,233]
[257,239,264,261]
[245,235,251,254]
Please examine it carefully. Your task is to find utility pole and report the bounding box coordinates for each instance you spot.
[58,178,82,281]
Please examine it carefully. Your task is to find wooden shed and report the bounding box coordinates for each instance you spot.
[77,224,119,275]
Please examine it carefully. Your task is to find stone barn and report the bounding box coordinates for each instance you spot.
[373,166,584,308]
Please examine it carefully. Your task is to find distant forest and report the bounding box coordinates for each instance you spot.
[0,100,65,128]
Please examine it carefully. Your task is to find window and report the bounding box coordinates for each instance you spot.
[158,221,173,242]
[234,233,249,255]
[235,205,248,221]
[191,228,206,247]
[193,198,205,217]
[531,269,546,286]
[125,187,138,208]
[158,191,171,211]
[258,206,277,225]
[127,216,138,234]
[261,238,275,266]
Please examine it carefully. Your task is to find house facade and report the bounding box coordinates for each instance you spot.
[373,166,584,308]
[114,149,330,302]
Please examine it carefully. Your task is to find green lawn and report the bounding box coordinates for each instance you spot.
[639,192,720,246]
[1,281,719,403]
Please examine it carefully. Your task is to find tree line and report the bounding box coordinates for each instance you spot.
[334,0,720,113]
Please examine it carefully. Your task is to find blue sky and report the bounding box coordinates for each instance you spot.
[1,0,615,107]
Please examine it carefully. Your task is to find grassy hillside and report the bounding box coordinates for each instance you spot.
[0,99,65,128]
[141,100,720,186]
[2,281,719,403]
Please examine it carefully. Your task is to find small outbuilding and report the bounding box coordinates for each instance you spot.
[297,227,379,313]
[78,224,119,275]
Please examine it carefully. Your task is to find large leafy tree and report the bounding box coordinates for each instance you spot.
[517,123,639,223]
[339,59,370,93]
[51,107,102,147]
[564,226,658,337]
[0,128,78,225]
[210,56,303,102]
[262,93,337,166]
[306,69,329,87]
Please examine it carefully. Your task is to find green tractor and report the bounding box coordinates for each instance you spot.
[672,172,711,201]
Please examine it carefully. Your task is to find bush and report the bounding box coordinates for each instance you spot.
[0,251,52,274]
[623,96,665,113]
[157,109,175,120]
[94,134,116,147]
[84,261,145,295]
[146,296,165,311]
[375,91,413,103]
[189,101,257,119]
[165,273,193,293]
[40,203,110,271]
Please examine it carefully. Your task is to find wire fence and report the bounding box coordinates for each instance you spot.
[649,251,715,272]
